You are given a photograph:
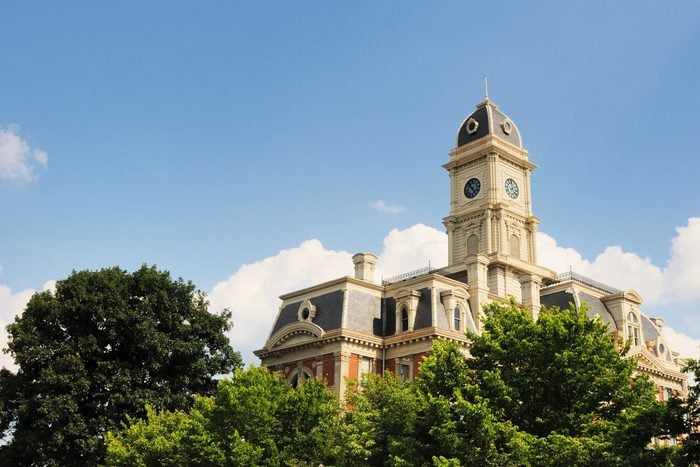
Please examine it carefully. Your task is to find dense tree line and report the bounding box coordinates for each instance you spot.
[106,300,698,466]
[0,265,241,466]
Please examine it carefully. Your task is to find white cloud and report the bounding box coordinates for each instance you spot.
[664,217,700,303]
[0,284,35,371]
[211,219,700,365]
[537,217,700,307]
[207,225,448,364]
[661,326,700,360]
[42,280,57,294]
[370,200,406,214]
[537,233,665,303]
[0,124,48,182]
[376,224,447,279]
[537,219,700,359]
[208,240,354,364]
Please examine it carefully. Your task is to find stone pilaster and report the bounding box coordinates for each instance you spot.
[519,273,542,319]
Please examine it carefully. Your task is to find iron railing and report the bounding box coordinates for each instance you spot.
[382,265,444,285]
[553,271,622,295]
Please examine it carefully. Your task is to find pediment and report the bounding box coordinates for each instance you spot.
[262,321,324,351]
[629,346,678,376]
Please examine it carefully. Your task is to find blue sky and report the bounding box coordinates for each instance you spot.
[2,1,699,364]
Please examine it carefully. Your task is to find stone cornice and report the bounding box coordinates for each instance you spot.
[279,275,383,301]
[444,135,534,171]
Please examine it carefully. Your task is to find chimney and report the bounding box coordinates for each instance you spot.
[352,253,378,283]
[650,317,664,329]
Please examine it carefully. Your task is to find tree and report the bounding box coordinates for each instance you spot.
[665,358,700,466]
[416,339,530,466]
[0,265,241,466]
[106,366,345,466]
[465,299,674,465]
[342,372,424,465]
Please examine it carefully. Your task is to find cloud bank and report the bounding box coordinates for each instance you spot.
[2,219,699,369]
[209,219,700,364]
[536,217,700,306]
[0,283,43,370]
[208,224,448,363]
[0,125,48,182]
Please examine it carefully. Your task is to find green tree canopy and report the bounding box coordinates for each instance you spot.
[345,300,676,466]
[104,299,679,466]
[106,366,344,466]
[0,265,241,466]
[665,358,700,466]
[463,299,674,465]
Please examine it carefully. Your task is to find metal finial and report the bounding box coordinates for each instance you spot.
[484,74,489,99]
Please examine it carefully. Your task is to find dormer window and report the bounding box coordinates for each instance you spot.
[454,307,461,331]
[395,289,421,334]
[627,312,640,346]
[400,307,409,332]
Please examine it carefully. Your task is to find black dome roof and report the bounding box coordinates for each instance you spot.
[456,99,523,148]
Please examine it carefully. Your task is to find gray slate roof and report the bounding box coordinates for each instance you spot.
[457,100,523,148]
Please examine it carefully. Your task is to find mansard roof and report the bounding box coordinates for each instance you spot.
[456,98,523,148]
[540,289,618,331]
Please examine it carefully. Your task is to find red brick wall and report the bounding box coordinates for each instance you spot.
[413,352,427,379]
[385,359,395,376]
[349,353,359,380]
[322,353,335,386]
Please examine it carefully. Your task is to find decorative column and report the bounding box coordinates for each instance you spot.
[485,208,492,254]
[466,253,490,331]
[335,351,351,399]
[519,273,542,320]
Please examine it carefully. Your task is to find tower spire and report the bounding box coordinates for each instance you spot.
[484,74,489,100]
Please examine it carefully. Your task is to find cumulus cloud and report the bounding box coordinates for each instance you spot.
[536,233,665,302]
[370,200,406,214]
[0,125,48,182]
[537,217,700,307]
[537,219,700,359]
[0,280,55,371]
[376,224,447,279]
[664,217,700,303]
[207,225,448,364]
[208,240,354,364]
[0,285,35,371]
[212,217,700,364]
[661,326,700,360]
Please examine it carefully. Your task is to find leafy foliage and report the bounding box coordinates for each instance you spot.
[106,366,344,466]
[343,373,424,465]
[0,265,241,466]
[105,299,681,466]
[665,358,700,466]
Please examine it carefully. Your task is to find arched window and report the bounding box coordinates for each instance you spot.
[290,369,310,388]
[509,234,520,259]
[627,312,640,346]
[467,234,479,256]
[454,306,461,331]
[401,307,409,332]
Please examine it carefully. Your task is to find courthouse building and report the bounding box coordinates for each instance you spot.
[254,97,688,401]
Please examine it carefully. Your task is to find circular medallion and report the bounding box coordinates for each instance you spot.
[464,178,481,199]
[465,117,479,135]
[504,178,519,199]
[501,119,513,135]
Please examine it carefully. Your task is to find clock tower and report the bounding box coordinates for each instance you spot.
[442,98,555,320]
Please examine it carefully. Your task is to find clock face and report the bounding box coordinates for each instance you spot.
[464,178,481,199]
[504,178,519,199]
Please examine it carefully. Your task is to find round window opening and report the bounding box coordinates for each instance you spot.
[501,120,513,135]
[659,343,665,355]
[466,117,479,135]
[301,308,310,320]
